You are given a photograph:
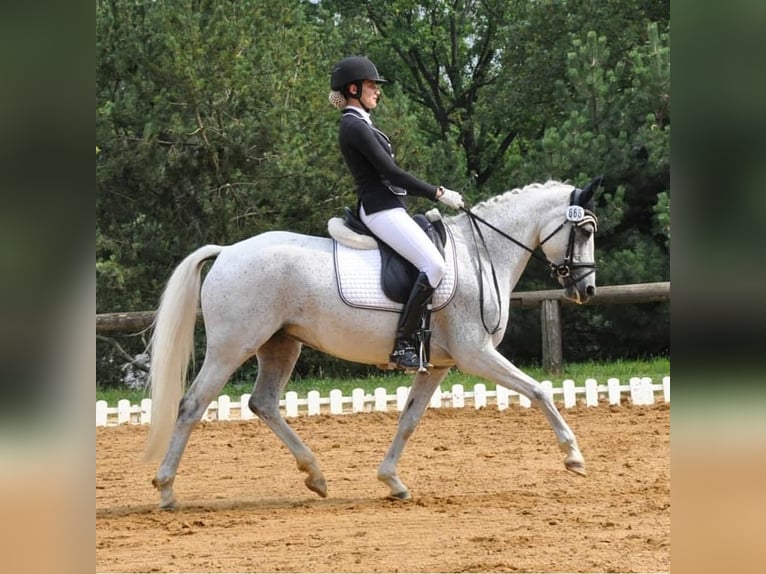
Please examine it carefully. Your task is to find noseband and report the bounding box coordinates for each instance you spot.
[462,193,598,333]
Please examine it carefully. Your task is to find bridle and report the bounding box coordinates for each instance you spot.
[538,193,599,282]
[461,191,598,334]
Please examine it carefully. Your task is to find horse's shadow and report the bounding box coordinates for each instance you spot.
[96,495,405,518]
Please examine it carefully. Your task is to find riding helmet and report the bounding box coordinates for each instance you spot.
[330,56,388,91]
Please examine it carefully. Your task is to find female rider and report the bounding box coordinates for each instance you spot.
[329,56,464,370]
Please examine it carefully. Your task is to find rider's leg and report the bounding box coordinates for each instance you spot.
[389,271,434,368]
[360,206,445,369]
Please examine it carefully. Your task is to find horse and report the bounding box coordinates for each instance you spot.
[144,177,601,509]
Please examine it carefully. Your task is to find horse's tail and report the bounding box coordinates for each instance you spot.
[143,244,224,462]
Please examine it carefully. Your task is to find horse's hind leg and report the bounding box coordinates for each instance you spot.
[457,347,586,475]
[152,352,245,508]
[377,367,450,500]
[248,332,327,498]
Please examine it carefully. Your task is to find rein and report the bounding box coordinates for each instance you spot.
[460,203,598,334]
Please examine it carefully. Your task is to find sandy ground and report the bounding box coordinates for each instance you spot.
[96,403,669,573]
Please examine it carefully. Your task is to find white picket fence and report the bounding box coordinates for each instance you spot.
[96,376,669,427]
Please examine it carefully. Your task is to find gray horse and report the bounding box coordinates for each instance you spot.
[145,178,600,509]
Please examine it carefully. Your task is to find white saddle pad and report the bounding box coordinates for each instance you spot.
[333,226,457,312]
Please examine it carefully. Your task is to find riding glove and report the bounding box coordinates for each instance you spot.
[438,188,464,210]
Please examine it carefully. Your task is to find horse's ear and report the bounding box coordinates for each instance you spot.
[578,175,603,208]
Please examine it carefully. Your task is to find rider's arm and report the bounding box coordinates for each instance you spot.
[348,120,440,200]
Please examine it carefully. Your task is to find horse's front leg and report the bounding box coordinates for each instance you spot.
[377,367,450,500]
[457,347,586,475]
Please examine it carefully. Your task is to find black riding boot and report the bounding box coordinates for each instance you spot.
[390,272,435,370]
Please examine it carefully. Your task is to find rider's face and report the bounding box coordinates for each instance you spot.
[359,80,380,110]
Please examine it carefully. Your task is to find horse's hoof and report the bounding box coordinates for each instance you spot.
[565,460,587,476]
[153,477,177,508]
[387,490,411,501]
[158,493,177,510]
[305,476,328,498]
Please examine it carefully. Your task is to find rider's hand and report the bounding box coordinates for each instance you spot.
[437,187,464,210]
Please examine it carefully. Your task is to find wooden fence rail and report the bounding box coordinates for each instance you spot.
[96,281,669,369]
[508,281,670,308]
[509,281,669,370]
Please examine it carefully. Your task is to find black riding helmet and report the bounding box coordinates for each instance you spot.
[330,56,387,109]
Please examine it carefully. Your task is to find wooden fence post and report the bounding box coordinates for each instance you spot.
[541,299,563,372]
[452,384,465,408]
[240,394,254,420]
[330,389,343,414]
[374,387,387,411]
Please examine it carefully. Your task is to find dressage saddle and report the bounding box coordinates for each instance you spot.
[341,206,447,303]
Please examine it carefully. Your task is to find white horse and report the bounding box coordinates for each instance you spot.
[145,178,601,508]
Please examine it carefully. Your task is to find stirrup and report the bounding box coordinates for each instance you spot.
[416,338,432,373]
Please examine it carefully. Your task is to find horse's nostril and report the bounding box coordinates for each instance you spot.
[586,285,596,297]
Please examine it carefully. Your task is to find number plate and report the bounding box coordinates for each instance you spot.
[566,205,585,222]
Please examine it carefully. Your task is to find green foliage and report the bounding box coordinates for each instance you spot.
[97,0,344,312]
[330,0,525,187]
[653,190,670,249]
[97,0,670,387]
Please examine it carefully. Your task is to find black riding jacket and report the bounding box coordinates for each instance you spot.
[338,108,439,215]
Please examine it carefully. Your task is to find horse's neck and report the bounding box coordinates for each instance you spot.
[450,188,555,289]
[476,192,539,239]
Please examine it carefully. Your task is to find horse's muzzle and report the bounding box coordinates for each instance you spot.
[564,281,596,304]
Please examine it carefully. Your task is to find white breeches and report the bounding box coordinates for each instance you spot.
[360,205,445,289]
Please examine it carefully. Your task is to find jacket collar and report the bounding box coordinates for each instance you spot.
[342,106,372,126]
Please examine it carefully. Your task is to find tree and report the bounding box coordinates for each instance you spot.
[97,0,349,384]
[327,0,520,190]
[97,0,343,312]
[504,21,670,361]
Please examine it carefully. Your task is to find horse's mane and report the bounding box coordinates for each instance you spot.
[471,179,574,211]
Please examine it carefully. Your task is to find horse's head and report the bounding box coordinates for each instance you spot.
[538,176,602,304]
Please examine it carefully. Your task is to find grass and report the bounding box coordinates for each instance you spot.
[96,356,669,405]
